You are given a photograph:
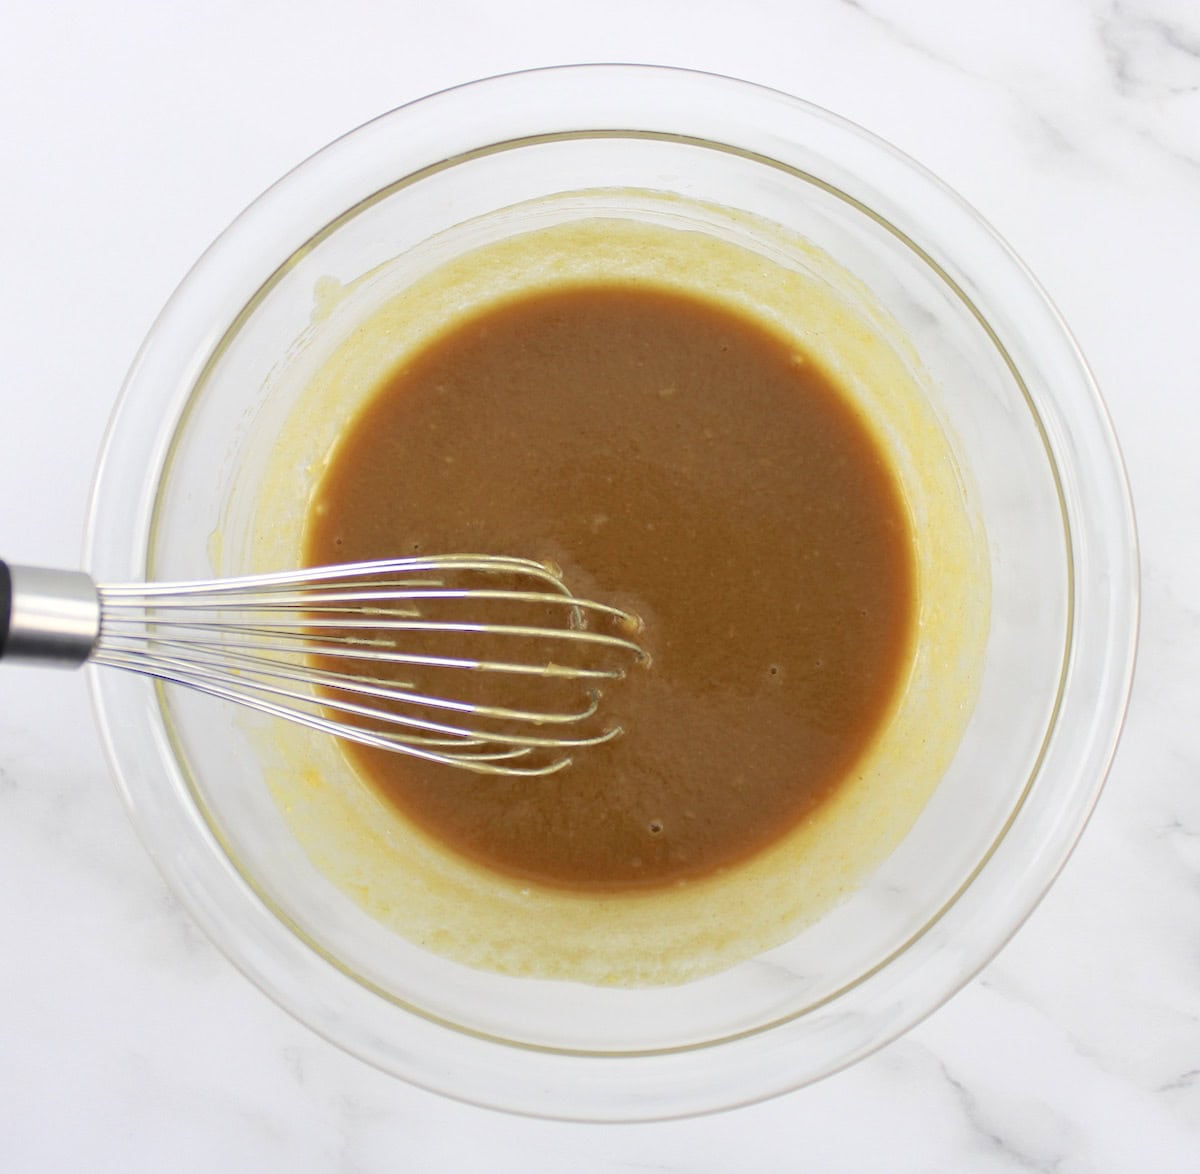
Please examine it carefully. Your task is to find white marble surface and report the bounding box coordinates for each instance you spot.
[1,0,1196,1167]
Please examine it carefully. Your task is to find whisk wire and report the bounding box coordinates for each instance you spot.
[88,555,645,776]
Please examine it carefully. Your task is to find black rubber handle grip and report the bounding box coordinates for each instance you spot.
[0,559,11,660]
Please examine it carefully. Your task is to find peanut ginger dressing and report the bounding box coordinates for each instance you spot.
[303,281,915,892]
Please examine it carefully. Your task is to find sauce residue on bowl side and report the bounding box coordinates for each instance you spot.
[247,204,988,985]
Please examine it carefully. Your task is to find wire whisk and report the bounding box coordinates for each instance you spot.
[0,555,647,776]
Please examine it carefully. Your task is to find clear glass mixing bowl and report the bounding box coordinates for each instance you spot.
[85,65,1137,1120]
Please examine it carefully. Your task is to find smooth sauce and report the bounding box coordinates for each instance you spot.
[303,282,915,891]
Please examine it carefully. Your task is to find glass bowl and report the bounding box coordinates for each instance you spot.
[85,65,1137,1121]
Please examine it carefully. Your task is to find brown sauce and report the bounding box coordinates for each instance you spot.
[303,282,915,892]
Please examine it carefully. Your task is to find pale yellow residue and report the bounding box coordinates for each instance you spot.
[243,192,989,987]
[205,526,224,576]
[311,275,346,323]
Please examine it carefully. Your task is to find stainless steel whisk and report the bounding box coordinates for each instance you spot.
[0,556,646,776]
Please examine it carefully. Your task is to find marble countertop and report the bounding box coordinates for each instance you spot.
[3,1,1196,1168]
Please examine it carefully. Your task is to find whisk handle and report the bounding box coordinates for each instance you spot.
[0,562,8,655]
[0,560,100,668]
